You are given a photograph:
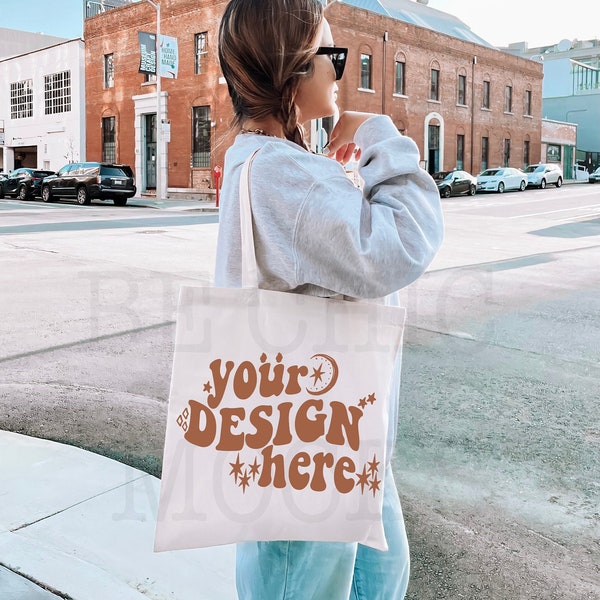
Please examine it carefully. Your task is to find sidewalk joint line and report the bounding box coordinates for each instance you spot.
[0,321,174,364]
[10,474,150,533]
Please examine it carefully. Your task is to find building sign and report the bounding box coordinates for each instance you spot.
[138,32,178,78]
[159,35,179,79]
[139,32,157,75]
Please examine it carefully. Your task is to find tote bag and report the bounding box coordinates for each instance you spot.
[154,153,406,552]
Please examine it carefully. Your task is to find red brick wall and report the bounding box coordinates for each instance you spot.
[326,2,544,174]
[84,0,544,191]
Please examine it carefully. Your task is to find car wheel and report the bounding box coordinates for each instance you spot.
[540,178,546,189]
[41,185,53,203]
[76,186,90,205]
[469,184,476,196]
[519,180,526,191]
[442,187,451,198]
[0,187,4,199]
[556,177,563,188]
[113,198,128,206]
[498,182,505,193]
[18,185,29,201]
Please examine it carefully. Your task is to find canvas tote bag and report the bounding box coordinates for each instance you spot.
[154,152,406,552]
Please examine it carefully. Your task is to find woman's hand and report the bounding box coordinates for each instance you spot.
[326,111,375,164]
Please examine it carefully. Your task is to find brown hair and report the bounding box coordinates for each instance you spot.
[218,0,323,149]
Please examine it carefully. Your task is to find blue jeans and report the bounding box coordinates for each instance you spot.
[236,465,410,600]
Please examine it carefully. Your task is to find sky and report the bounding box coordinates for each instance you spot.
[0,0,598,50]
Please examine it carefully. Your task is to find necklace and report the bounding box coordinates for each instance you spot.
[240,128,278,137]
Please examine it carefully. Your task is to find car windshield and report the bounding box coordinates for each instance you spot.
[432,172,451,181]
[33,170,54,178]
[525,165,544,173]
[480,169,500,176]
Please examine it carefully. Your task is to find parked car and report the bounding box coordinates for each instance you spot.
[476,167,527,193]
[41,162,136,206]
[524,163,563,188]
[0,168,56,200]
[432,170,477,198]
[588,167,600,183]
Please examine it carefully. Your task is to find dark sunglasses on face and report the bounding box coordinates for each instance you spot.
[315,46,348,80]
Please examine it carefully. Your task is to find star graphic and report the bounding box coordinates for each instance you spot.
[239,468,251,493]
[367,455,380,475]
[367,393,376,404]
[355,465,370,493]
[311,364,324,385]
[358,397,367,409]
[203,381,212,393]
[369,474,381,497]
[249,457,261,480]
[229,453,244,483]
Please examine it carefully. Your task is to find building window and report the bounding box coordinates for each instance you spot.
[394,60,405,95]
[457,74,466,105]
[523,140,530,169]
[44,70,71,115]
[104,54,114,88]
[547,144,561,162]
[505,85,512,113]
[482,80,490,109]
[481,136,488,171]
[456,134,465,170]
[195,32,208,75]
[503,138,511,166]
[524,89,532,116]
[145,73,157,83]
[192,106,211,168]
[102,116,116,163]
[430,68,440,101]
[360,53,372,89]
[10,79,33,119]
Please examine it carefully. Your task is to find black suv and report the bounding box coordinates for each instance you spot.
[0,168,56,200]
[41,162,136,206]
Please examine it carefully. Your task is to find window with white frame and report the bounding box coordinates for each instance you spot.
[457,74,467,105]
[482,79,490,108]
[394,59,405,95]
[504,85,512,113]
[360,53,372,89]
[44,70,71,115]
[430,68,440,101]
[195,32,208,74]
[192,106,211,168]
[104,54,114,88]
[102,116,116,163]
[10,79,33,119]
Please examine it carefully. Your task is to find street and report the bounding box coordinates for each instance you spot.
[1,184,599,599]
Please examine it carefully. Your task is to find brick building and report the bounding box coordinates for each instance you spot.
[83,0,544,197]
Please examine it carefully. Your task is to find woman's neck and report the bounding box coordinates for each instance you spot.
[241,118,285,139]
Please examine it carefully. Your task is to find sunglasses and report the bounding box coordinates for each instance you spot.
[315,46,348,80]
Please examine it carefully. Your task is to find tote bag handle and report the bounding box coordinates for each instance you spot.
[239,150,261,289]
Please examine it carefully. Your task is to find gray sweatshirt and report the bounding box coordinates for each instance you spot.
[214,114,444,460]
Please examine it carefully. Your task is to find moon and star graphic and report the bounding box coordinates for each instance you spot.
[305,353,339,395]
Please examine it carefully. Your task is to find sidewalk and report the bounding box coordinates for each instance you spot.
[128,196,220,212]
[0,431,236,599]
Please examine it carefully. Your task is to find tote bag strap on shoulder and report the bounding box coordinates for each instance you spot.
[239,149,261,289]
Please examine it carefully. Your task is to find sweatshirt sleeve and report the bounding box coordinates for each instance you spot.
[293,115,444,298]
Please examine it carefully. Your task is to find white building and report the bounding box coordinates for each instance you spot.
[0,37,85,172]
[504,38,600,172]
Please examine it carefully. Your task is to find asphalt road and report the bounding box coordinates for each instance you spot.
[1,184,599,599]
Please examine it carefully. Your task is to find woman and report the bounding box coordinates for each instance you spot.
[216,0,444,598]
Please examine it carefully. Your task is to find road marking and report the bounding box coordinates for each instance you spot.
[508,204,600,219]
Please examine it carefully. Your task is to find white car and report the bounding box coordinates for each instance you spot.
[588,167,600,184]
[524,163,563,188]
[476,167,527,193]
